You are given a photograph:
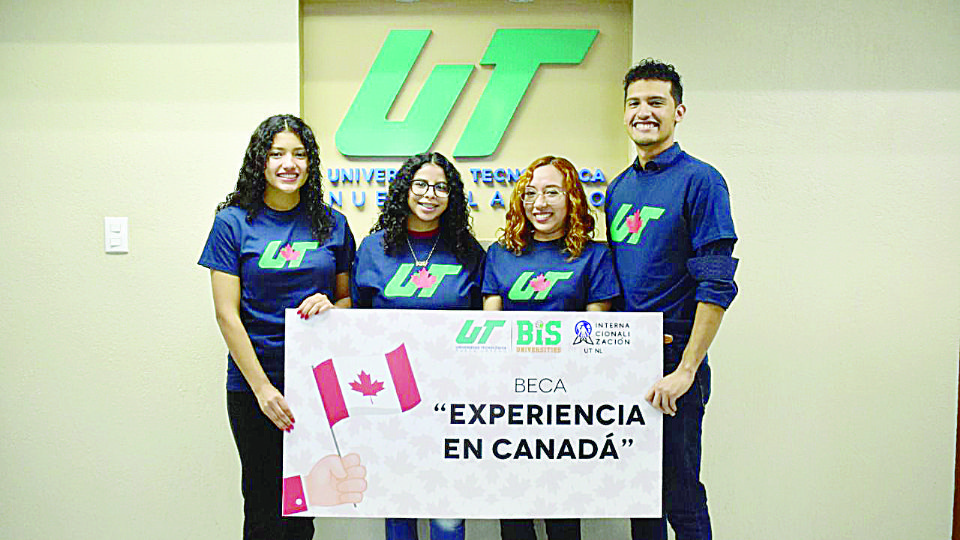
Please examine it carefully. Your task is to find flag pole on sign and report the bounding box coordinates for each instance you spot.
[311,358,351,506]
[312,343,422,506]
[312,359,348,459]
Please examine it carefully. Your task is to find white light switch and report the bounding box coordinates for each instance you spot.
[104,217,129,254]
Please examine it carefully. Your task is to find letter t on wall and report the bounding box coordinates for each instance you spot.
[453,29,598,157]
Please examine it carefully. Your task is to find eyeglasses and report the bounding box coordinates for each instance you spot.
[520,188,565,205]
[410,180,450,198]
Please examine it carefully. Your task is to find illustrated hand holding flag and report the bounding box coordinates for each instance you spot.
[284,344,419,512]
[283,453,367,514]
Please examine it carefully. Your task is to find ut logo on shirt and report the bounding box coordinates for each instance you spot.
[508,271,573,301]
[258,241,319,269]
[384,263,462,298]
[608,204,666,244]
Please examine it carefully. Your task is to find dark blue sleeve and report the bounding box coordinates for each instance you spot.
[687,168,738,251]
[335,215,357,275]
[468,239,486,309]
[198,210,240,276]
[604,178,617,246]
[690,239,738,309]
[350,258,368,309]
[350,236,375,308]
[481,244,502,297]
[587,244,621,304]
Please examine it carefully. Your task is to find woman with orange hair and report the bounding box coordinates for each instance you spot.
[482,156,620,540]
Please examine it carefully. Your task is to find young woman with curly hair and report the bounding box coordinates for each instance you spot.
[482,155,620,540]
[352,152,484,540]
[199,114,357,539]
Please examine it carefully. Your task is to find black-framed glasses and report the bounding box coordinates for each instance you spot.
[410,180,450,198]
[521,188,565,205]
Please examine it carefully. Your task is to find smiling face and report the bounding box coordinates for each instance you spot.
[263,131,308,210]
[624,78,685,158]
[406,162,449,231]
[523,164,568,241]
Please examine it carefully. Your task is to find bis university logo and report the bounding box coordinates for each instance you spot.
[336,29,597,157]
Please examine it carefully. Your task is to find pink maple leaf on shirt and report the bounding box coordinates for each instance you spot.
[626,209,644,234]
[530,273,551,292]
[411,268,437,289]
[279,244,299,261]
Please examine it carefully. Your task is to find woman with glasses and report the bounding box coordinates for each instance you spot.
[482,156,620,540]
[199,115,356,539]
[352,152,484,540]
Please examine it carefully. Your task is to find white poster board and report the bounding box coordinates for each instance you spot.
[282,309,662,518]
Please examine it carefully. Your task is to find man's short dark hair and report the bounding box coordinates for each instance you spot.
[623,59,683,105]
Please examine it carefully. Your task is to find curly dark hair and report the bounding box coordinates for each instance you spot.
[216,114,334,241]
[623,58,683,105]
[498,156,595,260]
[372,152,481,265]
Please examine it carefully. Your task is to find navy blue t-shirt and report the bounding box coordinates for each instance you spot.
[352,229,484,310]
[482,239,619,312]
[198,204,356,391]
[605,143,737,338]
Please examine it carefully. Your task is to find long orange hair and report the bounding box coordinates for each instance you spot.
[498,156,595,259]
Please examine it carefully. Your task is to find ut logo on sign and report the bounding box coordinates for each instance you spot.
[456,320,506,345]
[508,271,573,301]
[258,241,318,269]
[384,263,461,298]
[336,29,597,158]
[608,204,666,244]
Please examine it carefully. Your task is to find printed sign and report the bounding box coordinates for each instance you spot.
[282,310,663,518]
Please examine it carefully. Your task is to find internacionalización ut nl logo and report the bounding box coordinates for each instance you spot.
[573,320,594,345]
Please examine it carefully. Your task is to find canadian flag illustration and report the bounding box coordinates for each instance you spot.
[313,343,421,427]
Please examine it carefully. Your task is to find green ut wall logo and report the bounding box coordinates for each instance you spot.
[336,29,597,158]
[456,320,506,345]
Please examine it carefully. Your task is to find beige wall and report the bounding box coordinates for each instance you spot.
[0,1,957,539]
[635,1,960,539]
[0,1,301,538]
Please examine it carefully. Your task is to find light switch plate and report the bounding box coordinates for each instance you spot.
[104,217,128,254]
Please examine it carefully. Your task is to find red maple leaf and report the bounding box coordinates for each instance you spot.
[349,371,384,397]
[279,244,300,261]
[626,209,643,234]
[411,268,437,289]
[530,273,551,292]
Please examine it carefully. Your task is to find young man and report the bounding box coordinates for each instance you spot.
[605,60,739,540]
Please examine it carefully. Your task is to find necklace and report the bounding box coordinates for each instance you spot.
[406,234,440,267]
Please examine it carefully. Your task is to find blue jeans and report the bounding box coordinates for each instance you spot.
[631,345,712,540]
[386,518,464,540]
